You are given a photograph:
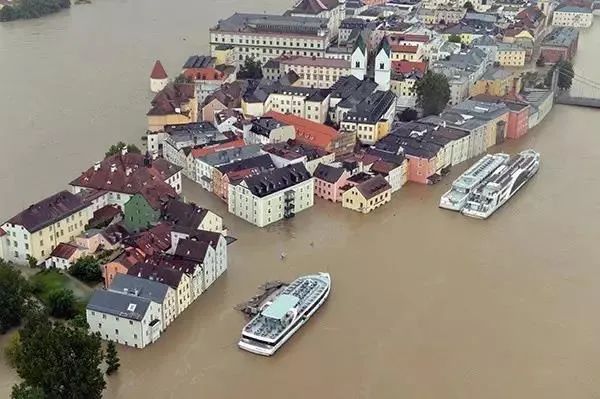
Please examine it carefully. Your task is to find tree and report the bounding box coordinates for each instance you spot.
[448,34,462,44]
[544,60,574,90]
[414,71,451,116]
[11,383,44,399]
[69,255,102,283]
[11,383,45,399]
[105,141,141,157]
[463,1,474,10]
[47,289,76,319]
[237,57,263,79]
[26,255,37,268]
[15,309,105,399]
[4,332,22,368]
[0,261,31,333]
[399,108,419,122]
[105,341,120,375]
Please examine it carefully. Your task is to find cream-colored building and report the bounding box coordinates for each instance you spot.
[552,6,593,28]
[340,91,397,145]
[243,86,330,123]
[228,164,314,227]
[280,56,351,89]
[496,43,527,67]
[209,13,330,65]
[1,191,92,265]
[342,175,392,214]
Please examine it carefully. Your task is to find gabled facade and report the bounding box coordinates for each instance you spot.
[342,175,392,213]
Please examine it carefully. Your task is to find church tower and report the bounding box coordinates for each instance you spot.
[374,39,391,91]
[351,35,367,81]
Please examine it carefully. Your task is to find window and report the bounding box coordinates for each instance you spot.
[98,323,102,328]
[115,329,119,335]
[130,320,133,325]
[103,314,106,319]
[115,316,119,321]
[380,63,385,70]
[24,243,29,250]
[14,251,19,257]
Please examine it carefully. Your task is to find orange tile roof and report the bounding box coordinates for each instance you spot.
[264,111,340,150]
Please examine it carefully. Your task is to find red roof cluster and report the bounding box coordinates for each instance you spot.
[189,138,245,159]
[391,60,428,75]
[264,111,340,150]
[148,83,195,116]
[390,44,420,54]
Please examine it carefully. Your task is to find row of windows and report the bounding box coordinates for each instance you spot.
[214,35,323,49]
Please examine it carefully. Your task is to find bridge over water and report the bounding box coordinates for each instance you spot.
[554,69,600,108]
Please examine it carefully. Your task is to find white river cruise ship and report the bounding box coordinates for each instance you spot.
[440,153,510,211]
[238,272,331,356]
[461,149,540,219]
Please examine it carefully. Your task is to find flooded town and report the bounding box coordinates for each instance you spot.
[1,0,600,397]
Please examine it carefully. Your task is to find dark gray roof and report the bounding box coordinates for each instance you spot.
[242,164,312,197]
[216,154,275,175]
[313,163,345,183]
[162,199,209,230]
[174,238,210,262]
[355,175,391,200]
[212,13,329,35]
[183,55,215,69]
[109,274,170,304]
[6,191,89,233]
[127,262,184,290]
[250,117,287,137]
[542,27,579,48]
[87,289,151,321]
[343,91,396,124]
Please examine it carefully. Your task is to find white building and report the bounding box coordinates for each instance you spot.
[280,56,352,89]
[209,14,330,65]
[194,144,263,191]
[374,40,391,91]
[228,164,314,227]
[552,6,593,28]
[108,273,179,329]
[244,117,296,145]
[87,289,163,349]
[350,36,368,80]
[289,0,346,36]
[262,140,335,174]
[150,60,169,93]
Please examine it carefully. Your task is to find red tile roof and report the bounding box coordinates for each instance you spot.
[49,243,79,259]
[138,181,177,210]
[264,111,340,150]
[189,138,246,159]
[70,152,181,195]
[125,223,172,257]
[391,60,428,75]
[390,44,420,54]
[147,83,195,116]
[150,60,168,79]
[0,228,6,237]
[182,67,226,81]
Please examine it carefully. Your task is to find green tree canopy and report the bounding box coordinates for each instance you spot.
[47,289,77,319]
[0,0,70,22]
[544,60,574,90]
[105,141,142,157]
[11,383,45,399]
[69,255,102,283]
[447,34,462,44]
[398,108,419,122]
[0,261,31,333]
[414,71,451,116]
[14,308,105,399]
[237,57,263,79]
[105,341,120,375]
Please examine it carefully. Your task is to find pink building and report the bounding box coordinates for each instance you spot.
[504,101,531,139]
[405,154,437,184]
[313,164,350,202]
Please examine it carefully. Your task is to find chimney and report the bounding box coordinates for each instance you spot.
[93,161,101,171]
[110,164,117,173]
[121,146,128,156]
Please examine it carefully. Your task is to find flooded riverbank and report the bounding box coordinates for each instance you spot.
[1,2,600,397]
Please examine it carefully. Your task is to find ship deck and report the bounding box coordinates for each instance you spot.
[242,275,329,341]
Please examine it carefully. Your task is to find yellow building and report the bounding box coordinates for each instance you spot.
[340,91,396,145]
[342,176,392,214]
[496,43,527,67]
[213,45,236,66]
[471,67,521,97]
[1,191,92,265]
[390,44,423,61]
[147,84,198,132]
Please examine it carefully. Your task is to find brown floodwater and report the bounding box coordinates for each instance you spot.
[2,2,600,398]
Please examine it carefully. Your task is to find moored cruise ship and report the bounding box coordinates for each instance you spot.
[238,272,331,356]
[440,153,510,211]
[461,149,540,219]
